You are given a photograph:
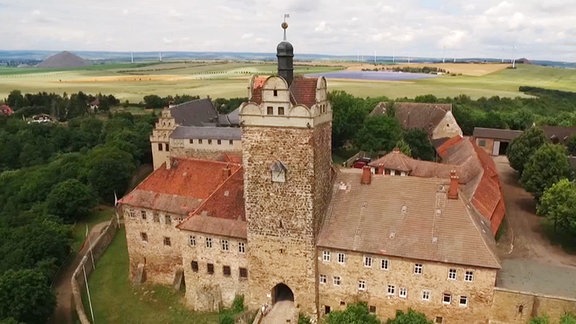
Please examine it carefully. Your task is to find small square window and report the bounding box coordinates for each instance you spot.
[273,90,278,96]
[387,285,395,295]
[364,256,372,267]
[140,232,148,242]
[322,251,331,262]
[324,305,331,314]
[208,139,212,145]
[465,270,474,282]
[381,259,389,270]
[435,317,444,324]
[206,237,213,248]
[165,215,172,225]
[278,106,285,115]
[191,261,199,272]
[340,301,346,306]
[478,139,486,147]
[399,287,407,298]
[358,280,366,291]
[267,106,273,115]
[369,305,376,313]
[229,140,234,145]
[414,263,423,274]
[163,237,171,246]
[221,240,229,251]
[153,212,160,223]
[238,242,245,253]
[223,265,231,276]
[140,210,147,220]
[158,143,163,151]
[128,209,135,218]
[337,253,346,264]
[189,235,196,246]
[198,139,203,144]
[333,276,341,286]
[422,290,430,301]
[448,268,457,280]
[319,274,327,284]
[189,139,193,144]
[459,295,468,307]
[217,139,221,145]
[239,267,248,278]
[207,263,214,274]
[443,293,452,304]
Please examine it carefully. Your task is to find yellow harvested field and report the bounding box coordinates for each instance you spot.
[345,63,509,76]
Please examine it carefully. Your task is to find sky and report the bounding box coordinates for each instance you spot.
[1,0,575,62]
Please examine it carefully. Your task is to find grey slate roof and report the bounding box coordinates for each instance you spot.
[170,126,242,140]
[170,98,218,126]
[317,169,501,269]
[473,127,523,141]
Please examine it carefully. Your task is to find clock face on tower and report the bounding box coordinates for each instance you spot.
[270,160,287,183]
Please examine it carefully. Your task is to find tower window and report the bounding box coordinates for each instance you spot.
[140,232,148,242]
[273,89,278,96]
[278,106,285,115]
[217,139,221,145]
[239,267,248,278]
[267,106,273,115]
[223,265,231,276]
[165,143,169,151]
[191,261,199,272]
[163,237,171,246]
[158,143,163,151]
[207,263,214,274]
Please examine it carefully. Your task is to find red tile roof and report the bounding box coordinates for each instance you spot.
[250,76,267,104]
[249,75,318,108]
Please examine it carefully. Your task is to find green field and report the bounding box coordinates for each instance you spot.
[82,227,219,323]
[1,61,576,102]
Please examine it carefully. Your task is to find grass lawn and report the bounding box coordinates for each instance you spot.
[82,227,219,323]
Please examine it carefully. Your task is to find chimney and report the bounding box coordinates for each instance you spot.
[448,170,459,199]
[361,166,372,185]
[222,166,231,180]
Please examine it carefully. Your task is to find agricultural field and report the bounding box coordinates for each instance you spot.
[1,60,576,102]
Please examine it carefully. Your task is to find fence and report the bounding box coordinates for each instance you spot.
[71,215,120,324]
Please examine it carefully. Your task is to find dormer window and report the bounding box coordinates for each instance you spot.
[270,160,287,183]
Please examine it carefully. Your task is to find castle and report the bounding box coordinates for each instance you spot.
[119,24,576,323]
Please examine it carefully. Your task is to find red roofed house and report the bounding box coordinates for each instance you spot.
[117,23,564,324]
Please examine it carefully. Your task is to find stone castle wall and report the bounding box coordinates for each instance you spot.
[317,247,497,323]
[490,288,576,323]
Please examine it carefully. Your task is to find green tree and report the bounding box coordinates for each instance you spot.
[386,309,432,324]
[395,139,412,157]
[329,91,372,149]
[85,145,136,203]
[402,128,435,161]
[325,302,380,324]
[6,90,26,110]
[507,127,548,175]
[45,179,97,223]
[354,115,402,154]
[521,144,572,200]
[0,269,56,324]
[566,135,576,156]
[538,179,576,233]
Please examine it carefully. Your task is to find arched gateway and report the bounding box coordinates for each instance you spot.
[271,283,294,304]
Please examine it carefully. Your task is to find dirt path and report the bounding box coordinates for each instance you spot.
[50,222,110,324]
[494,156,576,267]
[261,300,296,324]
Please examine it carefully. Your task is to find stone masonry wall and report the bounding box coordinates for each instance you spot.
[317,247,497,323]
[243,125,331,317]
[490,288,576,323]
[180,231,248,311]
[123,206,184,285]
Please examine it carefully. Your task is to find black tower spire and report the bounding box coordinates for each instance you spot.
[277,15,294,86]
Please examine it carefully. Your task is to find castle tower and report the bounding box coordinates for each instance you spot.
[240,21,333,317]
[150,108,176,169]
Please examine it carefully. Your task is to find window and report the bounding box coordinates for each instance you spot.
[414,263,423,274]
[448,268,457,280]
[364,256,372,267]
[140,210,147,220]
[333,276,341,286]
[191,261,199,272]
[369,305,376,313]
[158,143,163,151]
[435,317,444,324]
[459,295,468,307]
[189,235,196,246]
[189,139,193,144]
[153,212,160,223]
[239,267,248,279]
[267,106,273,115]
[199,139,203,144]
[163,237,171,246]
[358,280,366,291]
[399,287,407,298]
[443,293,452,304]
[381,259,389,270]
[238,242,245,253]
[217,139,221,145]
[273,90,278,97]
[165,143,169,151]
[319,274,327,284]
[324,305,331,314]
[339,301,346,306]
[337,253,346,264]
[229,140,233,145]
[208,139,212,145]
[207,263,214,274]
[322,251,331,262]
[478,139,486,147]
[465,270,474,282]
[387,285,395,295]
[221,239,229,251]
[140,232,148,242]
[128,209,135,218]
[206,237,213,248]
[165,215,172,225]
[422,290,430,301]
[223,265,231,276]
[278,106,285,115]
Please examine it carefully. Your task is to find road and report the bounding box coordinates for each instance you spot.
[261,300,296,324]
